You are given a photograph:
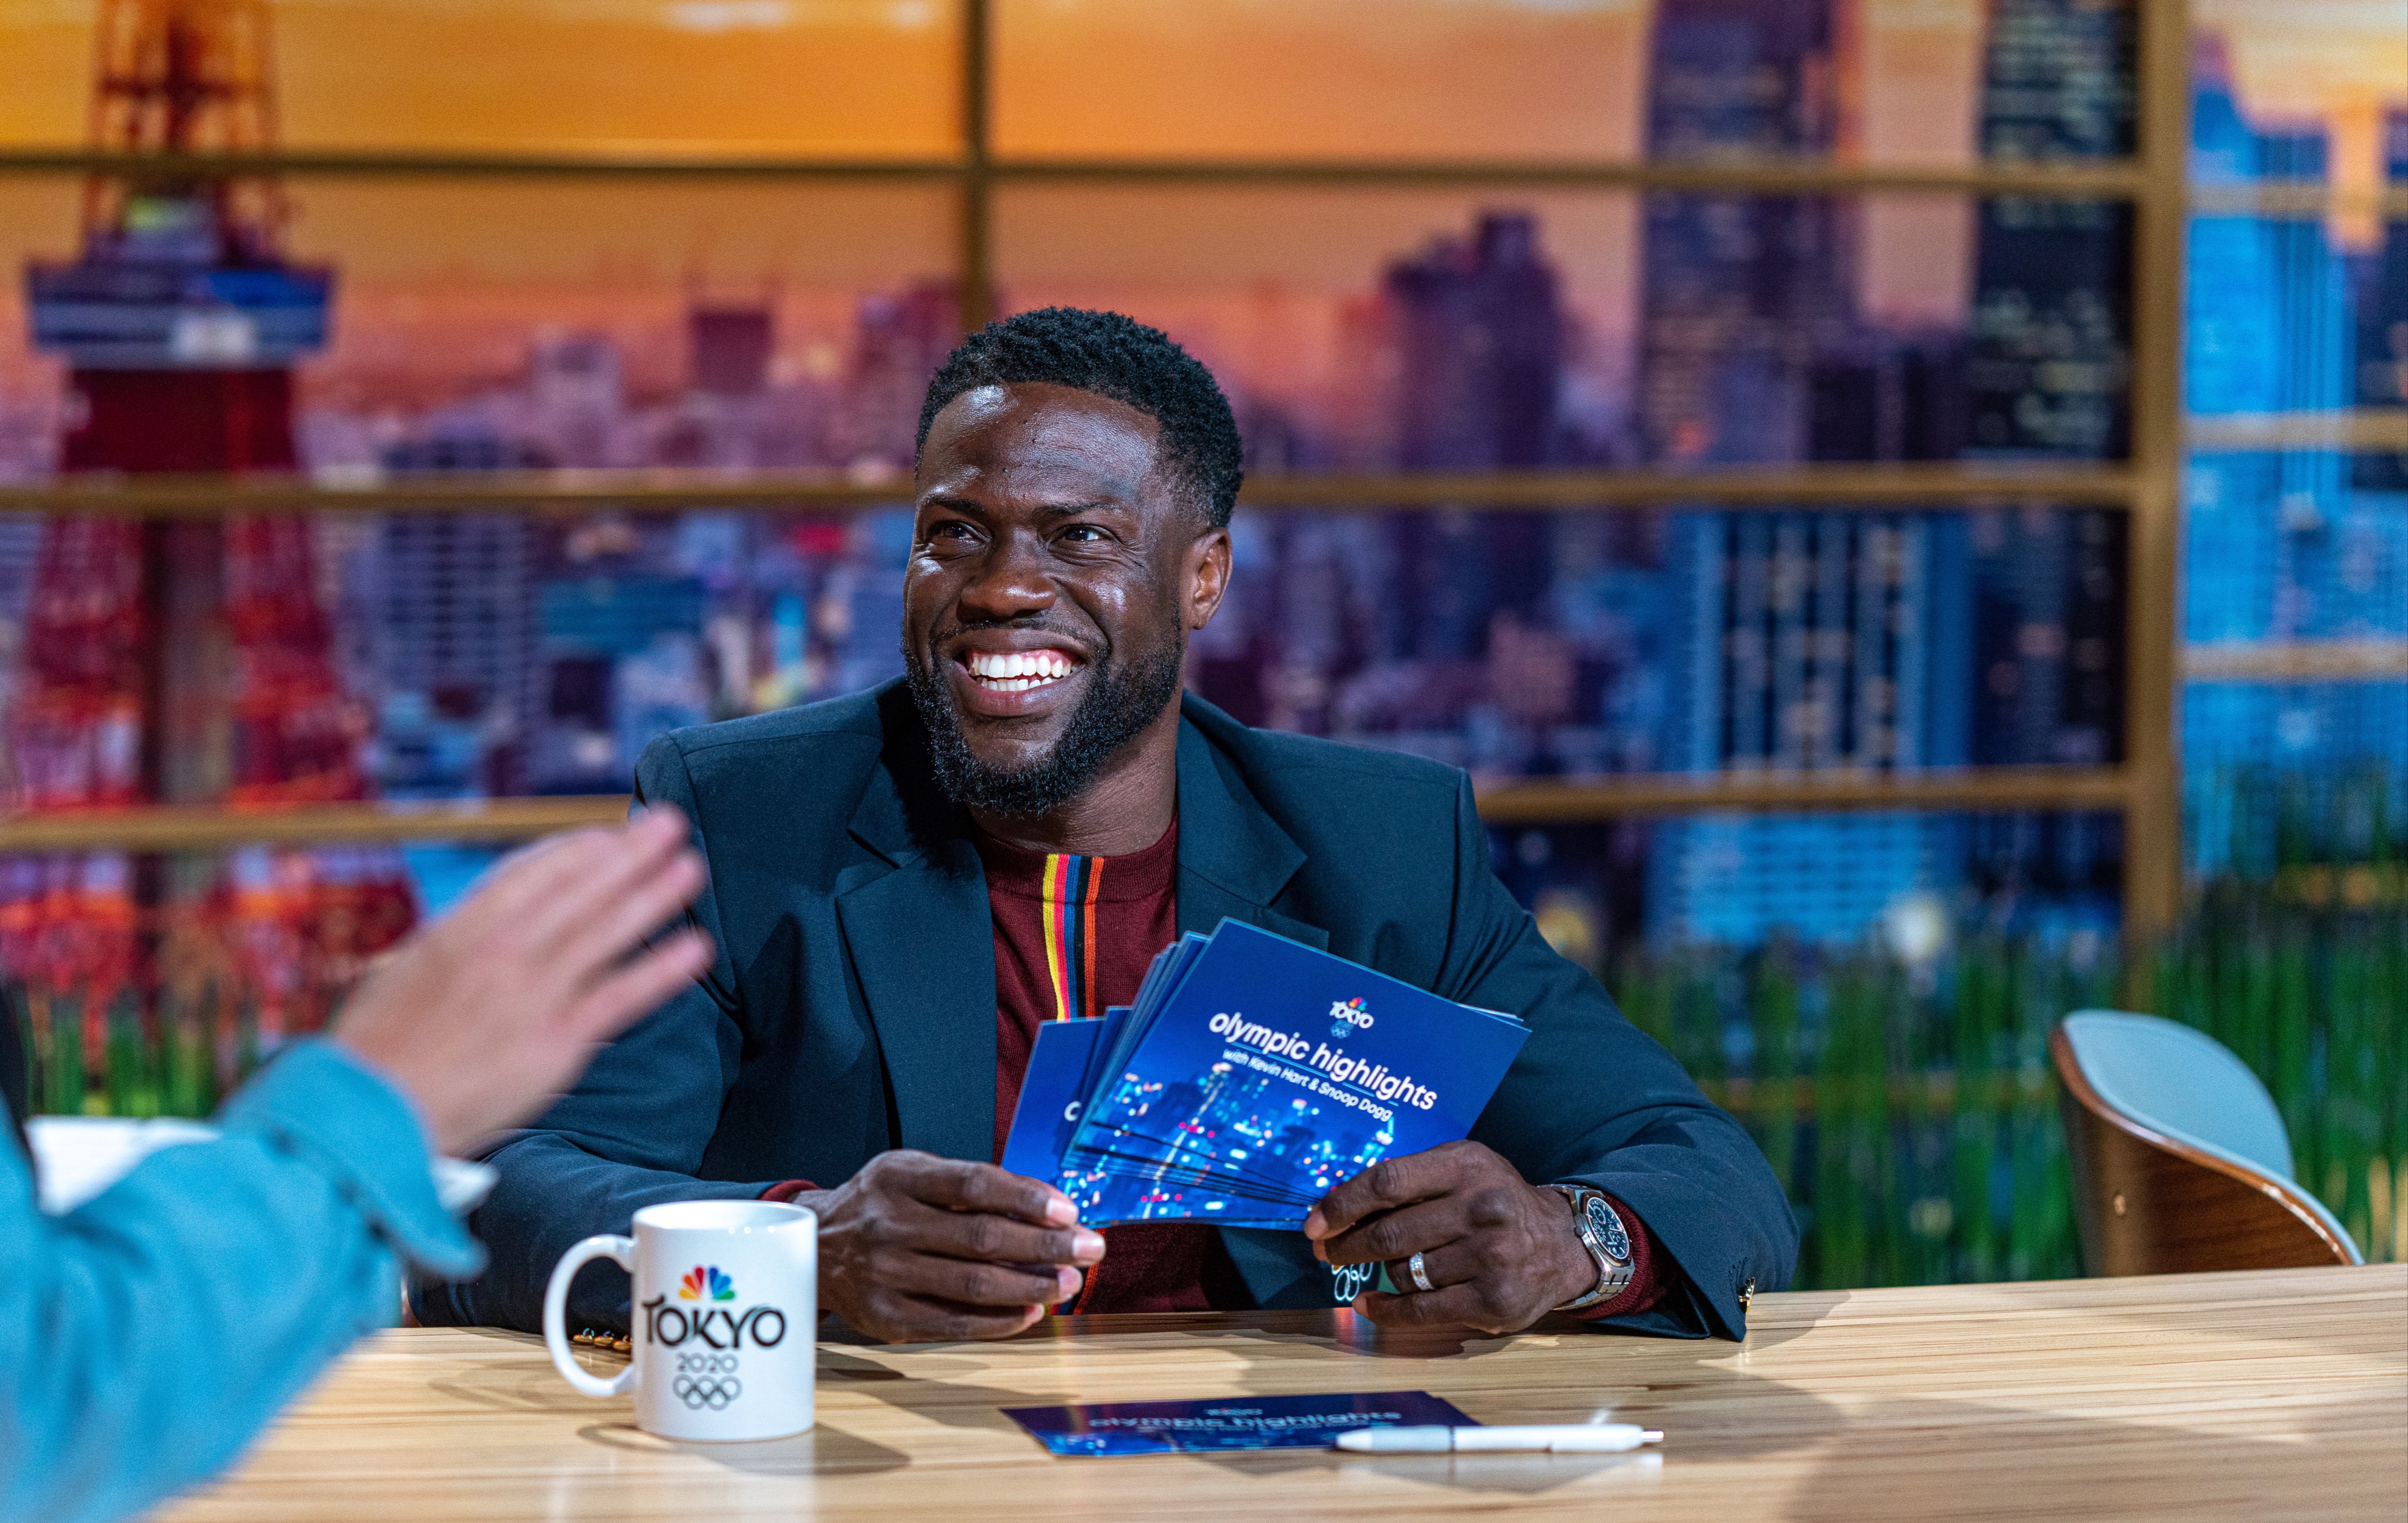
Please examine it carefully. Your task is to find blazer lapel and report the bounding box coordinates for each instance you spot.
[834,746,997,1163]
[1173,711,1326,952]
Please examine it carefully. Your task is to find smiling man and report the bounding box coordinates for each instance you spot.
[421,308,1794,1344]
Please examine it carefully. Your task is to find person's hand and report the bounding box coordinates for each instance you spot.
[790,1152,1106,1343]
[1303,1140,1595,1334]
[333,807,713,1157]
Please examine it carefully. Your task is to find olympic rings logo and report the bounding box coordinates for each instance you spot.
[1328,1261,1375,1302]
[673,1375,744,1410]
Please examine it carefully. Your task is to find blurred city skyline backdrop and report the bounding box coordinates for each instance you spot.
[3,1,2403,1278]
[0,0,2399,958]
[0,0,2399,450]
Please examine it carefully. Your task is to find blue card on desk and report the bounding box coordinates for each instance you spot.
[1002,1389,1475,1457]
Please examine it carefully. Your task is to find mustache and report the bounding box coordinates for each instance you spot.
[929,614,1109,655]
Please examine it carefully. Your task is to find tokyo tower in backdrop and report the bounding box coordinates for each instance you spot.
[8,0,414,1114]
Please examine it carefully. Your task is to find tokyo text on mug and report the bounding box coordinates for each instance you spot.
[542,1200,817,1441]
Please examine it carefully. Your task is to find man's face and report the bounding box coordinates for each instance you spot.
[902,382,1230,816]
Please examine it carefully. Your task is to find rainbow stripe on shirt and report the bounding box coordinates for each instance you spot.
[1038,853,1105,1023]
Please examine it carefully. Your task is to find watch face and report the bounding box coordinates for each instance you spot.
[1586,1198,1631,1263]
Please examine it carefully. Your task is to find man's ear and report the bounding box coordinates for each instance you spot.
[1185,524,1233,631]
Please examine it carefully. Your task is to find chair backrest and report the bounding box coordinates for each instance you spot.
[2059,1011,2295,1179]
[2052,1010,2361,1275]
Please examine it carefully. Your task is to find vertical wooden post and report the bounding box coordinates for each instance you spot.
[2123,0,2192,958]
[958,0,994,335]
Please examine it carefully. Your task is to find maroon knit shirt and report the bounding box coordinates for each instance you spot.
[977,820,1252,1313]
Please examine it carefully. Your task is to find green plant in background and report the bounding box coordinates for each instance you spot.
[1616,932,2101,1290]
[2142,887,2407,1268]
[10,771,2403,1280]
[1611,887,2402,1289]
[11,977,243,1123]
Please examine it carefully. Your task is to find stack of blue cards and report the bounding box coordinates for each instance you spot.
[1000,918,1530,1228]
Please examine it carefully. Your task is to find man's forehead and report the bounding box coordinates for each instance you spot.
[921,383,1161,502]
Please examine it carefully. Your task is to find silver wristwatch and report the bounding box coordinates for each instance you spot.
[1547,1184,1634,1311]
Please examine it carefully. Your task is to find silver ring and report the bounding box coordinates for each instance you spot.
[1407,1251,1435,1293]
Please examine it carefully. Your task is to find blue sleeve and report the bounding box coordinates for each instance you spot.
[1441,778,1799,1339]
[0,1041,479,1523]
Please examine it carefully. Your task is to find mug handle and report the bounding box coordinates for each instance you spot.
[543,1234,638,1398]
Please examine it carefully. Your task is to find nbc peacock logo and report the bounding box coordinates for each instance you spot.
[679,1265,736,1302]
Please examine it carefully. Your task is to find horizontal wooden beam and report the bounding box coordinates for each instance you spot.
[31,147,2393,214]
[0,463,2140,518]
[0,797,630,853]
[985,155,2146,199]
[1476,766,2136,822]
[0,148,968,181]
[0,768,2138,851]
[1244,464,2139,508]
[0,147,2147,199]
[2188,181,2408,219]
[2184,640,2408,683]
[2184,410,2408,454]
[0,469,913,517]
[1698,1071,2051,1118]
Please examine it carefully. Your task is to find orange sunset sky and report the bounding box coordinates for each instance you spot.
[0,1,2400,421]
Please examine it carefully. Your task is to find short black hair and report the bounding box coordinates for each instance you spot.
[915,307,1244,529]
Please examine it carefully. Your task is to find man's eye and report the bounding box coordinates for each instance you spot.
[924,520,979,544]
[1058,524,1112,544]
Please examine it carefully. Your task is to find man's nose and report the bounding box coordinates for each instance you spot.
[955,529,1056,622]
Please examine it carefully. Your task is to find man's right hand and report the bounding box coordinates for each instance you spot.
[792,1152,1105,1343]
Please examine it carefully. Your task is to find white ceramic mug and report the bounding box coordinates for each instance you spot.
[542,1199,817,1441]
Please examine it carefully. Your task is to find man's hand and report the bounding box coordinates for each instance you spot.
[333,807,714,1158]
[1303,1140,1596,1335]
[793,1152,1106,1344]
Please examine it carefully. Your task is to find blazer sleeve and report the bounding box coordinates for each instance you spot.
[412,736,781,1335]
[1437,778,1799,1339]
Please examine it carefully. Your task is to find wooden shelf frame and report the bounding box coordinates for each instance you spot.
[0,145,2153,198]
[0,0,2244,947]
[2120,0,2191,945]
[0,462,2142,517]
[2183,409,2408,453]
[0,797,633,853]
[0,769,2140,852]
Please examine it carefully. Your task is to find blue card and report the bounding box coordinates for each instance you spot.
[1063,919,1529,1227]
[1003,1389,1476,1456]
[999,1017,1109,1183]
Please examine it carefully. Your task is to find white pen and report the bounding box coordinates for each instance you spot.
[1336,1424,1663,1454]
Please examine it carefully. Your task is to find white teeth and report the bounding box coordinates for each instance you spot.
[965,648,1079,687]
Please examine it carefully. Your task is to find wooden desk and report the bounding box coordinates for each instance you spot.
[164,1265,2406,1522]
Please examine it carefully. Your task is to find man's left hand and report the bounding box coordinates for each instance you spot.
[1304,1140,1596,1334]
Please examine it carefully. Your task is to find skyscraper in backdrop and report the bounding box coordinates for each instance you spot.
[1966,0,2135,459]
[2181,41,2408,878]
[9,0,412,1086]
[1635,0,2131,946]
[1636,0,1957,946]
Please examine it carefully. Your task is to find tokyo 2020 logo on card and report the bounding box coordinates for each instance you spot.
[1327,997,1374,1041]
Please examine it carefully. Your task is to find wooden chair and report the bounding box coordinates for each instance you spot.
[2051,1010,2362,1275]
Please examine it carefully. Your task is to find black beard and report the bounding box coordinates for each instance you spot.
[903,633,1186,820]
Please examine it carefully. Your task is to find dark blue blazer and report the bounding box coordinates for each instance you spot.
[416,682,1795,1338]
